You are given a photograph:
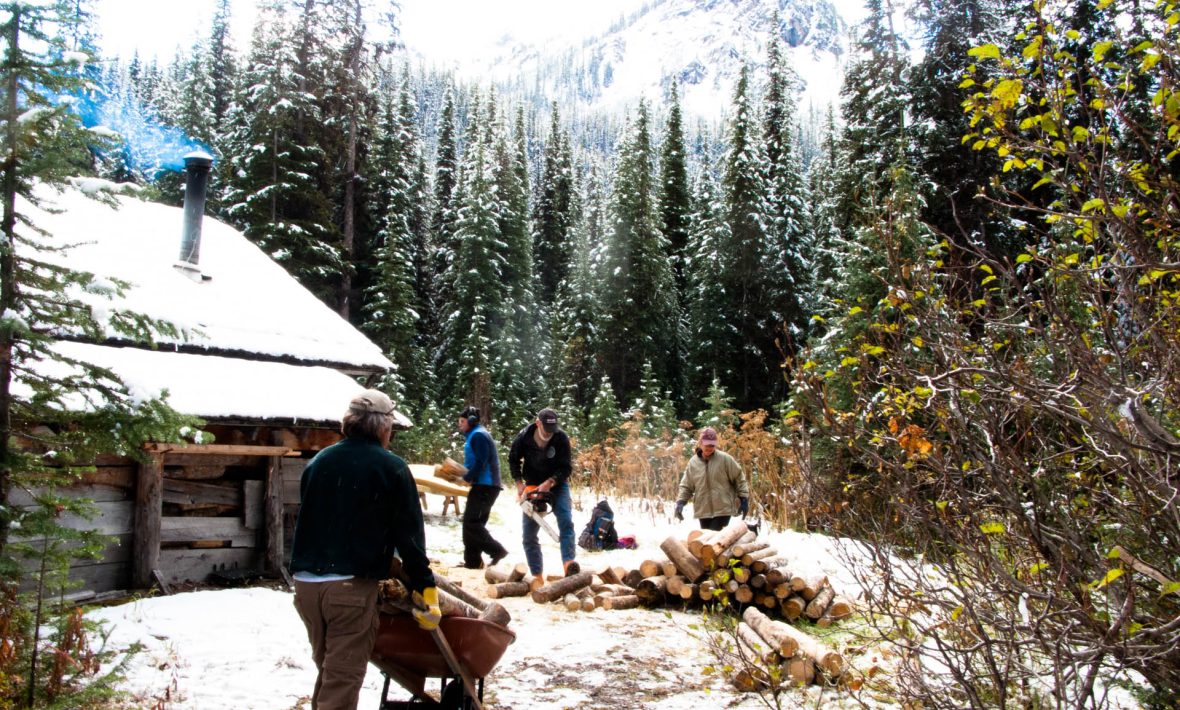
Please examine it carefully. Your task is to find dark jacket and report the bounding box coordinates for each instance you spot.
[508,422,571,486]
[290,436,435,592]
[463,424,501,487]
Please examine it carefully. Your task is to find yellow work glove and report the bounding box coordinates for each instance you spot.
[411,587,442,631]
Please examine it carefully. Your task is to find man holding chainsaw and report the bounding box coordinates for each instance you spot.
[508,407,579,578]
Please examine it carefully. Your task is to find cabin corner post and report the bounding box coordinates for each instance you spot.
[264,455,284,572]
[132,452,164,589]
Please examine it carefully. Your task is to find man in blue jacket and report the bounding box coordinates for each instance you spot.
[458,405,509,569]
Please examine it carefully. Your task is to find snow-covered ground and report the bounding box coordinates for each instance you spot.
[87,488,869,709]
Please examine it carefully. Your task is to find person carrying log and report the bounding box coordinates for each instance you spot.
[457,405,510,569]
[509,407,579,578]
[673,426,750,531]
[290,389,440,710]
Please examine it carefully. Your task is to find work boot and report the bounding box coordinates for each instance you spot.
[563,560,580,577]
[490,548,509,566]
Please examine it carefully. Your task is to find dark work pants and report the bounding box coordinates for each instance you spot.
[699,515,731,531]
[463,484,508,567]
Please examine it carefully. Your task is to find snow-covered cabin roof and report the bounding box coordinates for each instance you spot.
[21,183,407,427]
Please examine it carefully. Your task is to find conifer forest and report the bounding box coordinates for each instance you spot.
[3,0,1180,705]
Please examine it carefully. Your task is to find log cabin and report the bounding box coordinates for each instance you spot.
[14,156,407,597]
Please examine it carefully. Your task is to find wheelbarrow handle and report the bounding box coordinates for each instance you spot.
[429,626,485,710]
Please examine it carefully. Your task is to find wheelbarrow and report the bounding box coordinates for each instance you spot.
[371,612,516,709]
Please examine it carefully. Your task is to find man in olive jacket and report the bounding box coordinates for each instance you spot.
[674,426,750,531]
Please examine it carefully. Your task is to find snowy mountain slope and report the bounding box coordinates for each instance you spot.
[406,0,857,118]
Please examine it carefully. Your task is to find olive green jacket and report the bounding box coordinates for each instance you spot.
[676,449,749,519]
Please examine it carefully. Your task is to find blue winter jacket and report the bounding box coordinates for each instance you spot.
[464,424,502,487]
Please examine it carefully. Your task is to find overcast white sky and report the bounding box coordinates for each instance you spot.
[92,0,644,63]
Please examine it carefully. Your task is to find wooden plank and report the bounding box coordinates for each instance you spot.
[81,466,135,489]
[93,454,135,466]
[146,443,293,456]
[243,480,263,529]
[158,547,261,585]
[132,455,163,589]
[264,456,283,572]
[164,464,232,480]
[160,517,258,547]
[283,479,300,506]
[281,458,307,478]
[162,454,262,469]
[163,478,241,508]
[9,483,130,507]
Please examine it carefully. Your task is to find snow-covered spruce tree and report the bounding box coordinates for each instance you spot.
[909,0,1011,259]
[221,0,343,307]
[631,361,677,441]
[801,106,844,319]
[761,30,809,347]
[833,0,912,237]
[491,105,543,430]
[207,0,237,135]
[551,163,601,415]
[718,65,776,410]
[362,71,430,410]
[658,81,691,415]
[597,101,677,404]
[583,374,623,447]
[434,97,508,413]
[683,170,731,413]
[0,3,196,704]
[533,103,575,307]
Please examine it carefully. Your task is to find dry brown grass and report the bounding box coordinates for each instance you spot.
[573,410,815,530]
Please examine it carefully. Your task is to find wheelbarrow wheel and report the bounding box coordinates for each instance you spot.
[438,678,476,710]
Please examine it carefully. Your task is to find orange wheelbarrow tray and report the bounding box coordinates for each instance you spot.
[371,612,516,708]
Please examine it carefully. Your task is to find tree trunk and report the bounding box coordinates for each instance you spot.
[531,571,592,603]
[602,594,639,610]
[660,535,705,582]
[486,581,530,599]
[635,575,668,606]
[741,607,800,658]
[0,7,22,560]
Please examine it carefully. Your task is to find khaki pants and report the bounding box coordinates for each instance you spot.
[293,578,379,710]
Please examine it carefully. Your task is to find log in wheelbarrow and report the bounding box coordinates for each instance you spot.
[371,612,516,709]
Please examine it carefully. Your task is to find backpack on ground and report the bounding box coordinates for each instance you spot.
[578,499,619,551]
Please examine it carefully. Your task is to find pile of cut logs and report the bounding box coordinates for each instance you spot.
[479,518,852,688]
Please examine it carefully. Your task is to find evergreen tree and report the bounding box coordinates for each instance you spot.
[762,31,809,342]
[363,72,431,409]
[835,0,912,235]
[492,105,541,427]
[552,164,601,414]
[598,102,677,403]
[207,0,237,132]
[632,361,677,440]
[658,81,692,414]
[221,0,343,305]
[584,374,623,446]
[718,65,775,410]
[533,103,575,305]
[1,4,195,702]
[684,170,731,409]
[435,99,508,411]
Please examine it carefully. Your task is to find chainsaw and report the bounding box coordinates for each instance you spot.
[520,486,560,542]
